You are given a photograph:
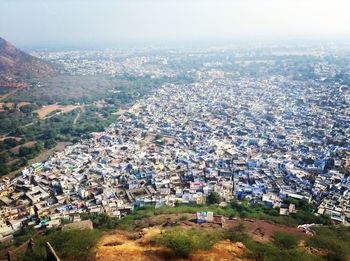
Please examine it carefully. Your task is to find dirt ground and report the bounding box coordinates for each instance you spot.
[95,228,170,261]
[95,227,248,261]
[9,141,36,153]
[0,136,22,142]
[133,213,306,242]
[112,108,128,116]
[94,100,106,109]
[35,104,80,119]
[95,214,307,261]
[0,102,31,111]
[224,219,307,242]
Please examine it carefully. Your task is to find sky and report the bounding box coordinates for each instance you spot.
[1,0,350,48]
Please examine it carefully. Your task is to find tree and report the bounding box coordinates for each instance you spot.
[19,104,36,114]
[3,138,18,149]
[44,139,57,149]
[141,131,148,139]
[174,200,183,207]
[154,134,163,140]
[19,146,33,157]
[207,192,221,204]
[273,232,299,249]
[0,164,10,176]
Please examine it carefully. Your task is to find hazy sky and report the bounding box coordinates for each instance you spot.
[1,0,350,48]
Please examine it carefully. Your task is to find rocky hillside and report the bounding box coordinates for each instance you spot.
[0,37,55,83]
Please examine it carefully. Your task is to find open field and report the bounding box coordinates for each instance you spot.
[35,103,80,119]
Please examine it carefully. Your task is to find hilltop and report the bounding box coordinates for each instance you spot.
[0,37,55,83]
[4,205,349,261]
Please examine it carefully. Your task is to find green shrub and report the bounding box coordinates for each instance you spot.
[223,229,250,243]
[222,222,250,243]
[244,240,316,261]
[179,214,189,221]
[155,229,193,258]
[263,248,317,261]
[20,229,102,261]
[273,232,300,249]
[307,226,350,261]
[154,228,220,258]
[207,192,221,204]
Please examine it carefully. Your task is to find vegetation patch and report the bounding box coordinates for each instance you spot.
[81,200,331,234]
[153,228,220,258]
[19,229,102,261]
[306,226,350,261]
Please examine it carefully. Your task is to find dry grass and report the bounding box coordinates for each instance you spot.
[0,102,31,111]
[95,228,170,261]
[95,227,248,261]
[9,141,36,153]
[35,104,79,119]
[224,219,307,242]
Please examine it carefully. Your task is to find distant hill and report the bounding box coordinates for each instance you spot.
[0,37,56,83]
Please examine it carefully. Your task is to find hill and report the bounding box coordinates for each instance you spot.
[4,205,349,261]
[0,37,55,83]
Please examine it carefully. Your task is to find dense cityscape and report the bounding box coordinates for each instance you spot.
[2,0,350,259]
[0,46,349,244]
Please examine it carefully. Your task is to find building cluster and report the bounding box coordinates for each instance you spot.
[32,49,176,78]
[1,50,350,242]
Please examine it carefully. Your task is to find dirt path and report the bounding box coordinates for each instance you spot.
[0,136,22,142]
[73,111,81,127]
[112,103,140,118]
[73,106,85,127]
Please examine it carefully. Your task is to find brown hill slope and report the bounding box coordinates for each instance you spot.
[0,37,56,83]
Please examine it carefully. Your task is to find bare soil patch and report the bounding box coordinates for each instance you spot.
[9,141,36,153]
[35,104,79,119]
[0,102,31,111]
[224,218,307,242]
[95,226,248,261]
[96,214,306,261]
[0,136,22,142]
